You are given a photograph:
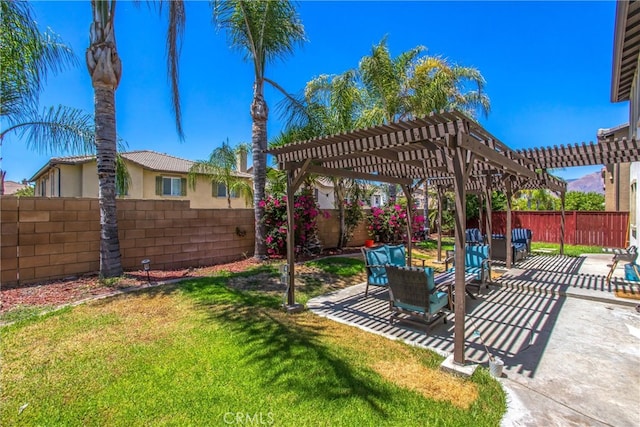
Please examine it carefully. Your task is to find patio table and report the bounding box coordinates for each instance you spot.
[433,270,479,310]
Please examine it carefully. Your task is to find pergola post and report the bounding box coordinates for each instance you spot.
[423,179,429,238]
[485,176,493,259]
[560,190,566,256]
[505,178,513,269]
[436,187,444,262]
[402,185,414,266]
[286,170,296,306]
[283,160,311,310]
[478,192,484,236]
[448,134,472,365]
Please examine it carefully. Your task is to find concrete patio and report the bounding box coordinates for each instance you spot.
[307,253,640,426]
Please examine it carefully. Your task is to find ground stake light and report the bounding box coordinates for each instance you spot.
[141,259,151,283]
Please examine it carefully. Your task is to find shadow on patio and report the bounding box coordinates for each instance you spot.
[308,254,637,380]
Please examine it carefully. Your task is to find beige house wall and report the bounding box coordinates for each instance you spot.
[59,164,82,197]
[81,163,99,197]
[604,162,630,211]
[602,126,631,212]
[140,169,250,208]
[34,159,251,209]
[126,161,144,198]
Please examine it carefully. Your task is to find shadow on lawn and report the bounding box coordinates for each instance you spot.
[180,276,393,418]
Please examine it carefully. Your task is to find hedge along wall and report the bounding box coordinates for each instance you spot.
[0,197,255,286]
[0,199,371,286]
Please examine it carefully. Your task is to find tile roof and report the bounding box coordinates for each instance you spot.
[122,150,195,173]
[30,150,253,181]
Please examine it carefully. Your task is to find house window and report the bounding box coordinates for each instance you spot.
[314,188,319,201]
[212,182,239,198]
[374,195,381,206]
[156,176,186,196]
[40,178,48,196]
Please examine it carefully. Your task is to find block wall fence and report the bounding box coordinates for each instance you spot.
[0,197,369,286]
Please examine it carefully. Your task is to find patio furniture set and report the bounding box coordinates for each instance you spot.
[360,229,535,332]
[361,243,491,331]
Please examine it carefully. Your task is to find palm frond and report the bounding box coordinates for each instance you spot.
[2,105,95,155]
[1,0,76,118]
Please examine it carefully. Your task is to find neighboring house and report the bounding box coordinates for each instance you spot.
[29,150,253,209]
[597,123,630,211]
[313,178,336,210]
[611,0,640,246]
[1,179,30,195]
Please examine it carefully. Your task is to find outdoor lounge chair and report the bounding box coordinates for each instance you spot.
[385,265,450,330]
[465,228,485,246]
[491,238,527,263]
[512,228,533,255]
[361,244,407,296]
[604,245,639,284]
[445,244,491,296]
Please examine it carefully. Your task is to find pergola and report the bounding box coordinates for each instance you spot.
[268,110,571,365]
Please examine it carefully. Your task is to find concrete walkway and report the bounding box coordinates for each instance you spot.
[307,254,640,426]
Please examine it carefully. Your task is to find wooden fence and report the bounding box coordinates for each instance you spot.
[0,197,368,286]
[477,211,629,247]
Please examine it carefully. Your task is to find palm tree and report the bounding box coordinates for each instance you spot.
[359,37,424,201]
[212,0,306,259]
[0,0,95,194]
[86,0,186,277]
[187,140,253,208]
[408,56,490,119]
[359,37,491,202]
[277,70,374,249]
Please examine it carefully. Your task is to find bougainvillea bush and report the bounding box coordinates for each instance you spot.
[367,203,425,243]
[260,188,328,257]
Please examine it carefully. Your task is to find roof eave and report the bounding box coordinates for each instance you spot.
[612,0,631,103]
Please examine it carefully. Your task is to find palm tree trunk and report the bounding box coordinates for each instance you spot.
[94,86,123,277]
[87,0,123,277]
[251,89,268,259]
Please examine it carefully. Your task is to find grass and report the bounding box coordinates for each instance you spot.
[1,269,506,426]
[530,241,603,257]
[305,256,364,277]
[0,305,55,324]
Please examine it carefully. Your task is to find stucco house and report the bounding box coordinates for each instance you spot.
[611,0,640,246]
[29,150,253,209]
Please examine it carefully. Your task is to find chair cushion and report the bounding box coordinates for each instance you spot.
[465,245,488,268]
[423,266,435,292]
[429,291,449,313]
[386,245,406,267]
[365,246,390,282]
[465,266,483,281]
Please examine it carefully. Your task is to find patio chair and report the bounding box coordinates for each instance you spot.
[512,228,533,255]
[385,265,450,330]
[445,244,491,296]
[605,245,638,284]
[491,238,527,263]
[361,244,407,296]
[465,228,485,246]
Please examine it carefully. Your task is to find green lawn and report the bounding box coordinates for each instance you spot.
[1,265,505,426]
[530,241,603,257]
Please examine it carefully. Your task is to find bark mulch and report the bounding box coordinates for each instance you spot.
[1,248,364,315]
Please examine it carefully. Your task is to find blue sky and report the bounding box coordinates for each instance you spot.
[1,0,628,183]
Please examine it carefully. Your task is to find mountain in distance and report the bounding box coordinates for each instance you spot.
[565,171,604,194]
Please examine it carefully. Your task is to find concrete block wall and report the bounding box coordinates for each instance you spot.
[0,197,255,286]
[0,199,371,286]
[316,210,369,248]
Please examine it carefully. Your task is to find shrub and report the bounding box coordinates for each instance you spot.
[342,199,365,244]
[259,188,327,257]
[367,203,425,243]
